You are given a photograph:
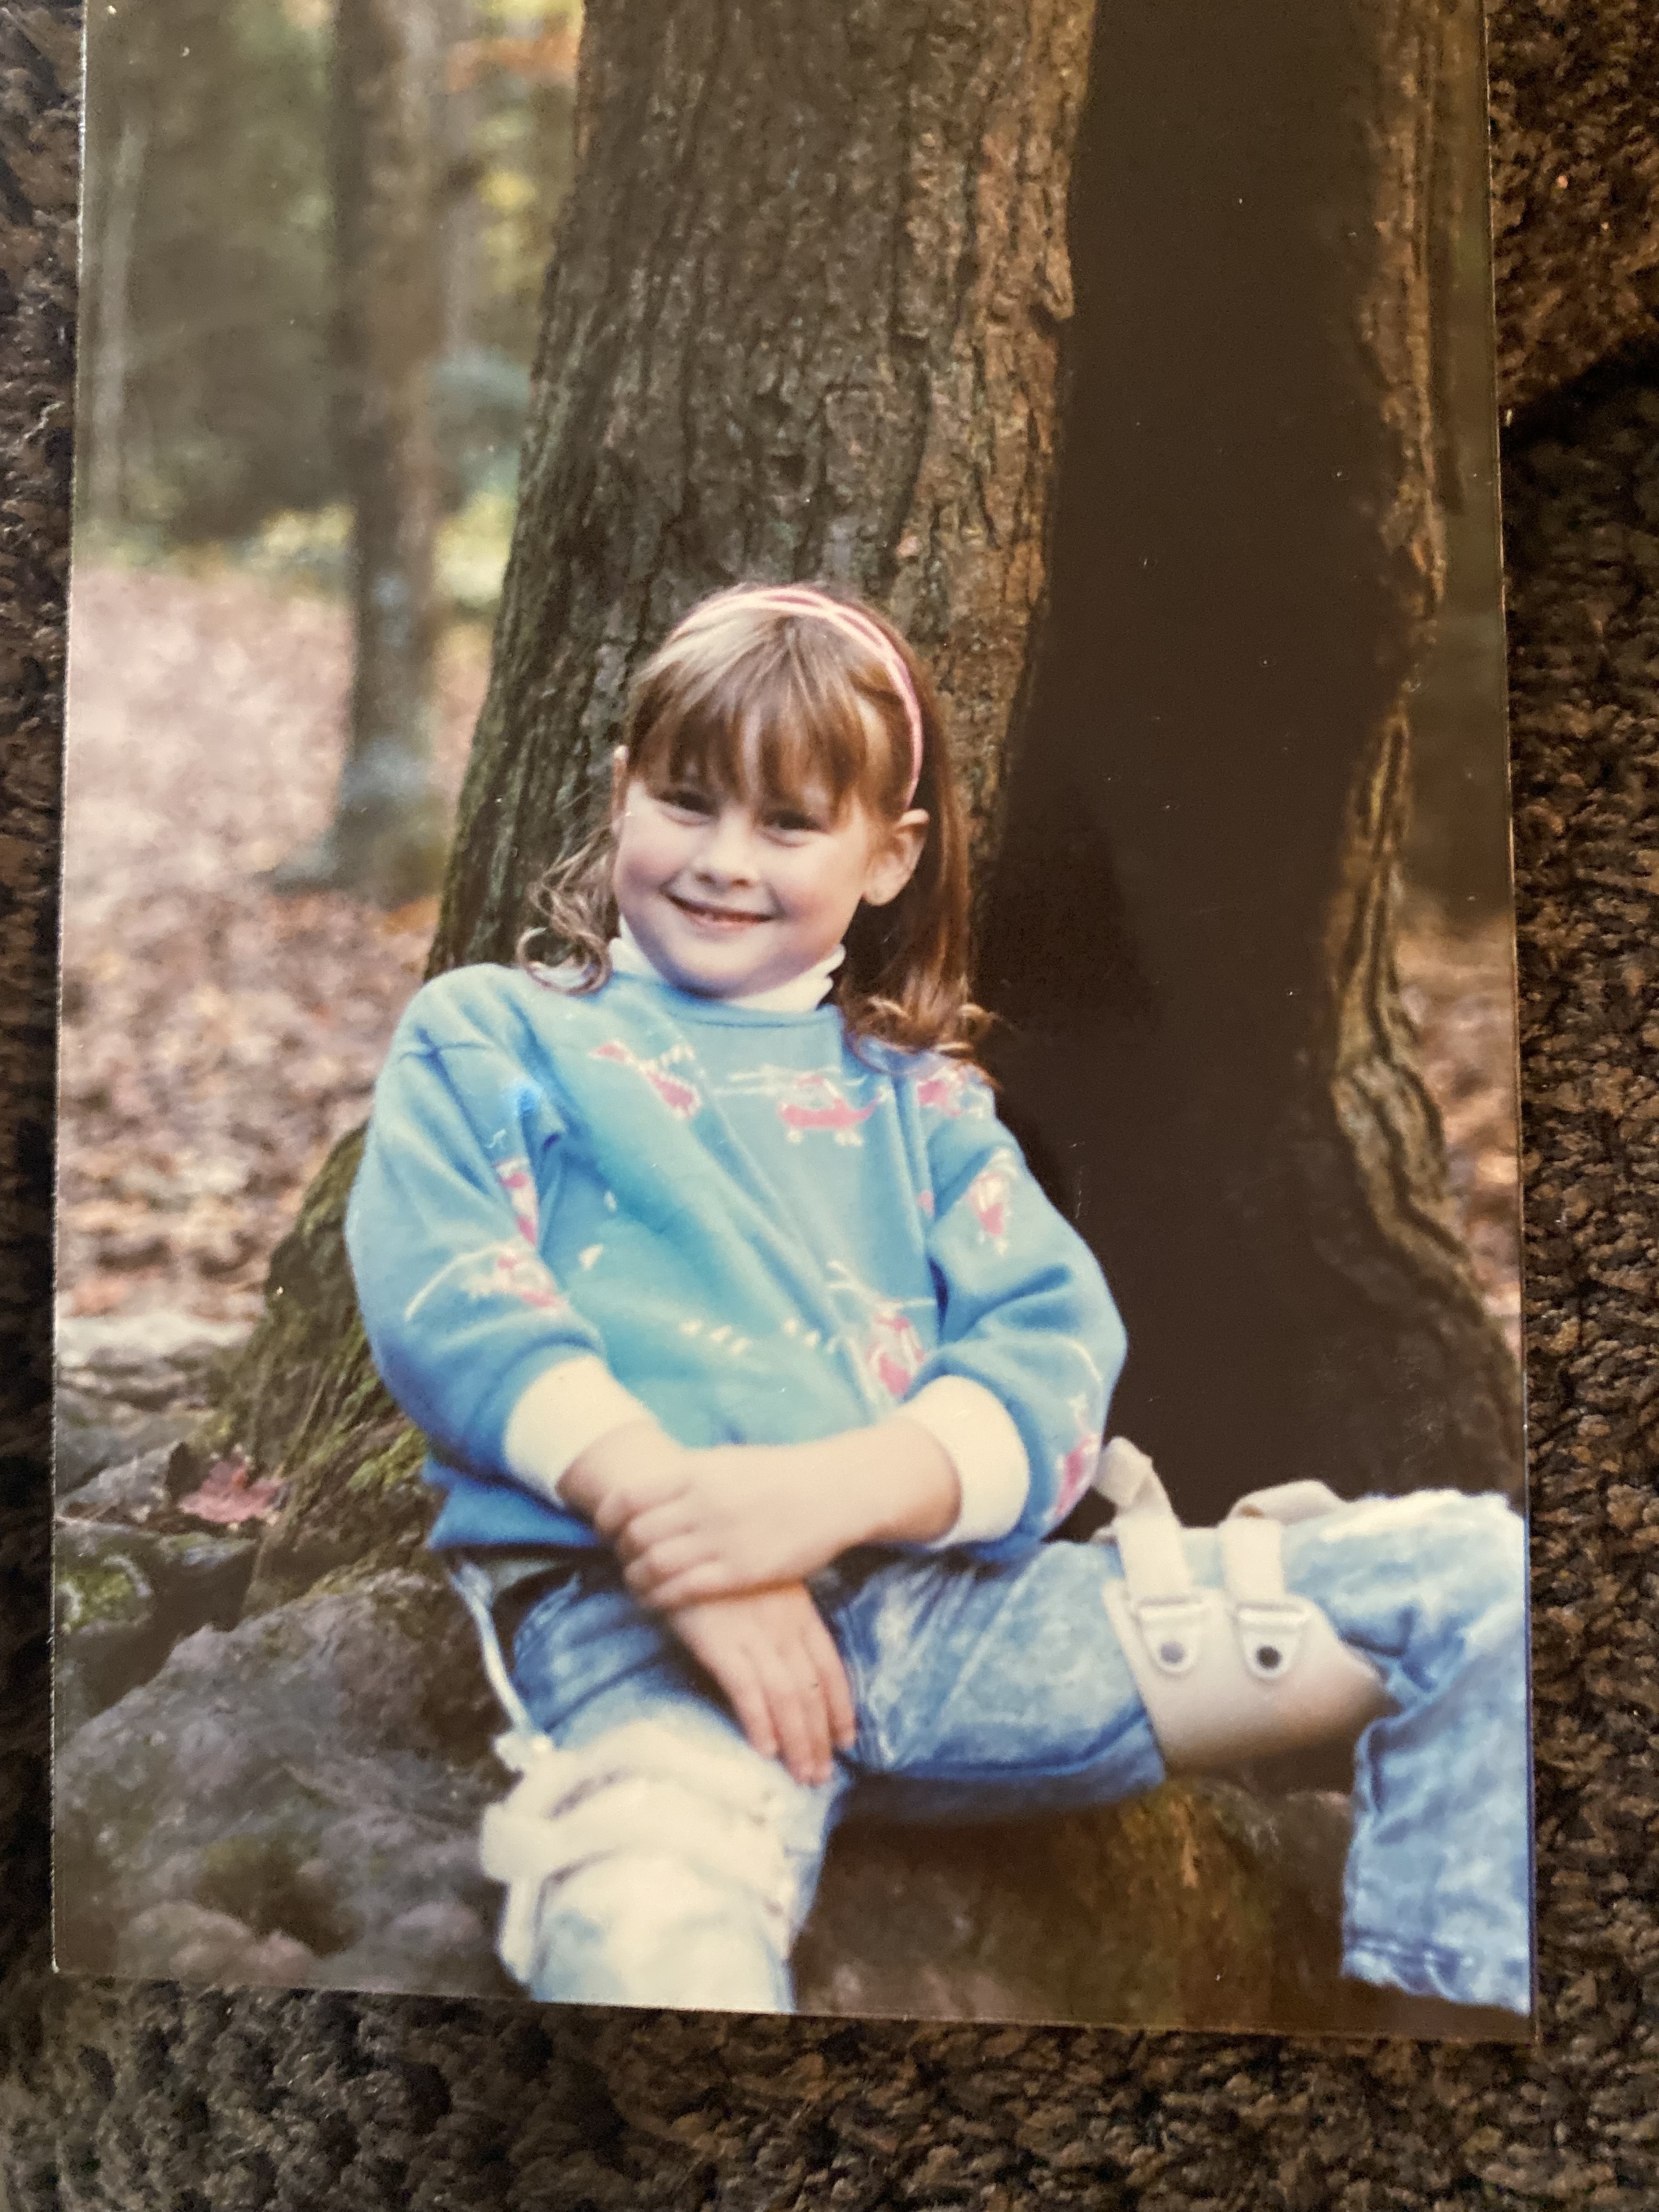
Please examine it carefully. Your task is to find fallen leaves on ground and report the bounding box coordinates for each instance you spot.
[59,561,487,1327]
[174,1454,286,1528]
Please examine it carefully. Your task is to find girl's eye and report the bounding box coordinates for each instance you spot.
[659,786,715,816]
[766,809,823,836]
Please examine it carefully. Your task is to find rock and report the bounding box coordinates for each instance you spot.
[54,1572,511,2000]
[54,1400,199,1497]
[57,1310,248,1407]
[60,1442,177,1522]
[54,1515,259,1736]
[316,1897,499,1995]
[115,1901,321,1989]
[54,1308,247,1493]
[794,1780,1367,2032]
[52,1526,158,1742]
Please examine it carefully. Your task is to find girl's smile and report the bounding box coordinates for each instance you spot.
[611,761,926,1001]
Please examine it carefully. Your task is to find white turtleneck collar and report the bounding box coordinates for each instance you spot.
[609,917,844,1012]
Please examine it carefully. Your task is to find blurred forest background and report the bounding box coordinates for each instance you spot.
[61,0,575,1327]
[58,0,1520,1362]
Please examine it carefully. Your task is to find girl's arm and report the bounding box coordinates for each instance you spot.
[900,1079,1127,1550]
[583,1414,962,1604]
[346,970,674,1501]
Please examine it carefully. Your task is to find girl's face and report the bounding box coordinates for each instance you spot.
[611,752,927,1000]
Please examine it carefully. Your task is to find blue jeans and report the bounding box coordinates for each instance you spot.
[504,1489,1531,2016]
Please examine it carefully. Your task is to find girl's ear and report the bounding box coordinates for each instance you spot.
[862,808,929,909]
[608,746,631,822]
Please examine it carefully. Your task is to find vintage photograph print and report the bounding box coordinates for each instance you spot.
[53,0,1532,2036]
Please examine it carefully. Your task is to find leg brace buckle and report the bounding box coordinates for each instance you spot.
[1093,1439,1393,1771]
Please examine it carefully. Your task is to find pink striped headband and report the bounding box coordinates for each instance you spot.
[729,584,926,804]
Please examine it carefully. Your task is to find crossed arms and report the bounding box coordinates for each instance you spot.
[558,1414,962,1786]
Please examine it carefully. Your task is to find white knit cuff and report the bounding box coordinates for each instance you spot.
[900,1376,1029,1547]
[501,1356,654,1502]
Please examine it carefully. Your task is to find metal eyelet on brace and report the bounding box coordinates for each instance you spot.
[1233,1599,1311,1683]
[1128,1593,1210,1677]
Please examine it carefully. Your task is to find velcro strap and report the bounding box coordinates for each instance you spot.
[1113,1506,1194,1605]
[477,1719,802,1987]
[1227,1479,1348,1526]
[1220,1516,1314,1680]
[1092,1435,1172,1516]
[1219,1511,1286,1605]
[480,1781,790,1905]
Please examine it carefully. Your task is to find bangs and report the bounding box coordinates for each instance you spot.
[628,616,911,820]
[533,582,978,1058]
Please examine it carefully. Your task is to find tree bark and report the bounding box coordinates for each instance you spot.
[978,0,1520,1520]
[274,0,450,908]
[217,0,1518,1588]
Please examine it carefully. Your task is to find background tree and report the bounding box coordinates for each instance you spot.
[216,0,1517,1595]
[76,1,579,599]
[273,0,453,906]
[77,0,334,541]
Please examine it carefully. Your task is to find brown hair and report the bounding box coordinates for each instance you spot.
[521,584,985,1058]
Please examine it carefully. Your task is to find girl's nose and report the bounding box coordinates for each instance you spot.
[693,806,760,879]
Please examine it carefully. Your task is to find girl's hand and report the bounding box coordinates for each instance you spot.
[557,1418,692,1528]
[666,1582,857,1787]
[600,1442,854,1605]
[600,1421,961,1607]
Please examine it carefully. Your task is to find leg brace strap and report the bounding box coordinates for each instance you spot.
[1093,1438,1392,1771]
[478,1720,800,1986]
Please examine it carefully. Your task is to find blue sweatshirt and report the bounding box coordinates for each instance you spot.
[345,962,1125,1560]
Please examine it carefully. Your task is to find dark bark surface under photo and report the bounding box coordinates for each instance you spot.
[12,0,1659,2191]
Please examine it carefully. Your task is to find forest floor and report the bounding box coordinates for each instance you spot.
[58,561,487,1328]
[56,560,1522,1362]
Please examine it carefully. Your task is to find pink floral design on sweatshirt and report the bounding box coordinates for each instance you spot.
[968,1149,1017,1253]
[1052,1395,1102,1520]
[861,1304,927,1401]
[494,1156,539,1244]
[915,1062,984,1119]
[590,1037,702,1120]
[777,1070,877,1146]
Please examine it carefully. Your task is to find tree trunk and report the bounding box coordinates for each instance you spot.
[274,0,450,909]
[218,0,1516,1590]
[978,0,1520,1521]
[435,0,481,362]
[85,110,150,531]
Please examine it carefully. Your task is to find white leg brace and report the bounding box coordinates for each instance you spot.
[477,1719,803,1988]
[1092,1439,1393,1771]
[449,1563,802,1991]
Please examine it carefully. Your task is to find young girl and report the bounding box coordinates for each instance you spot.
[346,583,1531,2019]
